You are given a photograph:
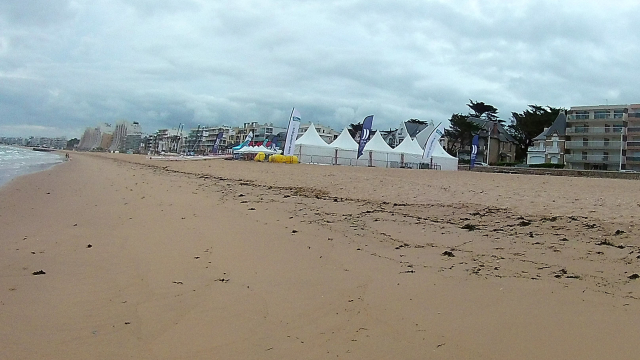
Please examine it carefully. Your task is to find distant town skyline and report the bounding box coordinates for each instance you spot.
[2,1,640,138]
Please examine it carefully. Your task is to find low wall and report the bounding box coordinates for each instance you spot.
[459,165,640,180]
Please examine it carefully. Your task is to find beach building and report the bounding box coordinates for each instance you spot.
[184,125,233,153]
[445,118,516,164]
[627,105,640,171]
[527,112,567,165]
[298,123,339,144]
[78,123,114,151]
[108,121,143,153]
[227,122,259,146]
[467,117,517,165]
[378,129,399,148]
[150,127,189,154]
[0,137,25,145]
[254,123,287,144]
[24,137,67,149]
[99,133,113,150]
[564,105,628,170]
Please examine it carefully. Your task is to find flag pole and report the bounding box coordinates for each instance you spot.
[486,121,491,165]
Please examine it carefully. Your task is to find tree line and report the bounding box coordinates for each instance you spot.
[444,100,564,162]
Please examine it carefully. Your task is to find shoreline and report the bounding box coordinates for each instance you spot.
[1,153,639,359]
[0,145,66,189]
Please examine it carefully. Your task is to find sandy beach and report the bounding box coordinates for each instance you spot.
[2,153,640,359]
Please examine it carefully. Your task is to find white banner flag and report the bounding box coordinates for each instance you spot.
[283,109,301,156]
[422,122,445,160]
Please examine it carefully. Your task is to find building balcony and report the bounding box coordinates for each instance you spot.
[565,154,621,163]
[627,156,640,163]
[566,127,625,135]
[527,145,545,152]
[567,116,624,122]
[565,141,623,150]
[627,141,640,149]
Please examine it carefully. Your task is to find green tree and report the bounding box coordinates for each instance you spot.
[66,138,79,149]
[467,100,500,122]
[508,105,563,162]
[347,122,363,139]
[444,113,483,156]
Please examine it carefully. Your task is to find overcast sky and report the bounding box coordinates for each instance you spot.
[1,0,639,138]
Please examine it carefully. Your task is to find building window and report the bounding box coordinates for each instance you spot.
[583,137,589,147]
[576,124,589,133]
[614,110,625,119]
[574,111,589,119]
[594,110,610,119]
[582,151,588,160]
[604,138,610,147]
[605,124,611,133]
[603,152,609,161]
[613,124,624,133]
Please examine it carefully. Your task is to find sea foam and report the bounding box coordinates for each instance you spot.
[0,146,64,188]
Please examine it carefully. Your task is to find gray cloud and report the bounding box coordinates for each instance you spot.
[0,0,76,27]
[1,0,640,137]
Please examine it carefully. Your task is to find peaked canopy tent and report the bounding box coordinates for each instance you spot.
[294,123,334,164]
[408,138,457,171]
[330,128,359,150]
[393,136,422,155]
[392,136,424,167]
[283,121,458,170]
[328,128,359,165]
[361,131,402,167]
[429,141,458,171]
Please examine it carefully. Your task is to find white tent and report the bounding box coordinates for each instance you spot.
[254,145,278,155]
[393,136,423,155]
[361,131,402,167]
[294,123,334,164]
[391,137,424,168]
[235,146,257,153]
[330,128,358,150]
[279,122,457,170]
[408,126,459,171]
[430,141,458,171]
[329,128,359,165]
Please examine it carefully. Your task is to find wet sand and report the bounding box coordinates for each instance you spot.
[1,153,639,359]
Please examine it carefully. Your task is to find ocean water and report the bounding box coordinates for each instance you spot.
[0,146,65,188]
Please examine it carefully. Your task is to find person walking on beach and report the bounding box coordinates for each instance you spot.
[65,153,70,160]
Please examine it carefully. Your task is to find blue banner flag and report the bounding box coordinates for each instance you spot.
[357,115,374,159]
[470,134,479,168]
[212,131,224,153]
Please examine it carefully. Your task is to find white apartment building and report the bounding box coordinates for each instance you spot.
[626,104,640,171]
[565,105,628,171]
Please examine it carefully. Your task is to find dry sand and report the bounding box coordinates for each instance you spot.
[1,153,640,359]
